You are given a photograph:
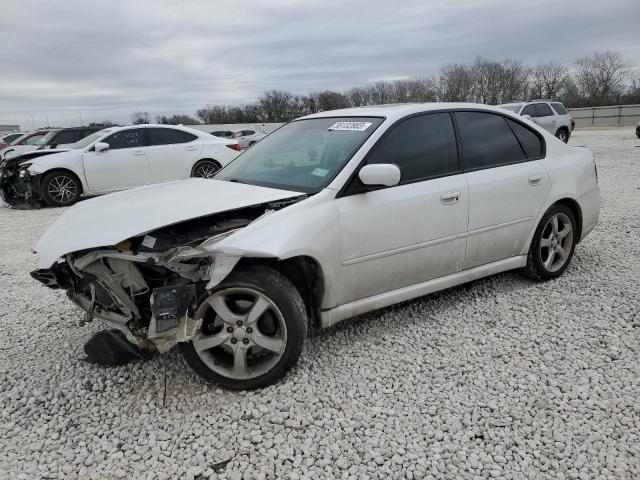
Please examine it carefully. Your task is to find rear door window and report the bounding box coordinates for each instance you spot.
[148,128,197,146]
[455,112,526,170]
[534,103,554,117]
[521,105,536,117]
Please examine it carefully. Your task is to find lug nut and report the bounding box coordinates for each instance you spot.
[227,327,233,333]
[246,327,253,333]
[237,320,243,326]
[230,338,237,344]
[243,338,249,345]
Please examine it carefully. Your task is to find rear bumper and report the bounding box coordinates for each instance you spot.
[577,187,600,241]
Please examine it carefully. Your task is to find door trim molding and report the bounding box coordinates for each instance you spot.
[321,255,526,329]
[341,232,465,266]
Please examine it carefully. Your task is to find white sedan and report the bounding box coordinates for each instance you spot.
[229,128,267,148]
[31,103,600,389]
[0,124,240,207]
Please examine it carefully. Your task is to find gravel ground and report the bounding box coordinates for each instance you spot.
[1,128,639,480]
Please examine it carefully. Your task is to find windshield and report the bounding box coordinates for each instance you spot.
[216,117,384,193]
[71,129,112,149]
[498,104,522,113]
[34,130,58,145]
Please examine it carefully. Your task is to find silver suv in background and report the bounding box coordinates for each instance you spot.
[498,100,574,143]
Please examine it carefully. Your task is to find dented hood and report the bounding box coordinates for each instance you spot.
[34,178,303,268]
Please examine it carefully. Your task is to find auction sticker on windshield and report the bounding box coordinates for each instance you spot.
[328,121,372,131]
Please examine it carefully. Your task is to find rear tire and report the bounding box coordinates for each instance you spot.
[179,265,307,390]
[191,159,221,179]
[555,128,569,143]
[41,171,81,207]
[522,204,577,281]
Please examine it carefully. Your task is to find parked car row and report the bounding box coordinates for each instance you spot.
[497,100,574,142]
[28,103,600,389]
[0,124,241,207]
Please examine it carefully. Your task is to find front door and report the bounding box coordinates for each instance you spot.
[335,112,468,305]
[83,128,150,192]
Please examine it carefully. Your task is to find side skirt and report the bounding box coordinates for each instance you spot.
[320,256,527,329]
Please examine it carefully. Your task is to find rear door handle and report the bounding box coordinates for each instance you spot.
[440,191,460,205]
[186,146,198,151]
[133,150,145,156]
[528,174,544,186]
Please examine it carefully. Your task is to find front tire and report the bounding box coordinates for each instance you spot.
[41,171,81,207]
[180,265,307,390]
[522,204,577,281]
[191,159,221,179]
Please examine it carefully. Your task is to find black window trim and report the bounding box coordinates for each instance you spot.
[337,107,546,198]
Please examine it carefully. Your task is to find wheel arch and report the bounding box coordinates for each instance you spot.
[191,158,221,176]
[549,197,583,243]
[235,255,325,333]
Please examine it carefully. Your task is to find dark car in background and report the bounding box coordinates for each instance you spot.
[35,127,103,150]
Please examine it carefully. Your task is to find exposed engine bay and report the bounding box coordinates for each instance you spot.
[30,196,305,356]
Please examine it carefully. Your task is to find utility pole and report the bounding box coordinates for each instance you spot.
[30,115,36,130]
[79,111,83,126]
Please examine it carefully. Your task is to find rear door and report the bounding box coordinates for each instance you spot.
[83,128,150,192]
[455,111,549,269]
[336,112,468,304]
[146,127,202,183]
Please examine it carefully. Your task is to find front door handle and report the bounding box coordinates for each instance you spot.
[133,150,145,156]
[528,174,544,186]
[186,146,198,151]
[440,191,460,205]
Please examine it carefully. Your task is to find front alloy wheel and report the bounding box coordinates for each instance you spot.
[180,266,306,390]
[41,171,81,207]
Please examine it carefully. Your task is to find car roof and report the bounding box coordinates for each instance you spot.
[300,102,522,122]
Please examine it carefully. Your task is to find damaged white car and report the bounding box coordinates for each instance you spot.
[32,104,600,389]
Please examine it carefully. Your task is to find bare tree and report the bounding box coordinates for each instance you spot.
[499,60,530,103]
[439,63,474,102]
[530,62,567,100]
[347,86,370,106]
[574,51,629,105]
[156,114,200,125]
[259,90,294,122]
[131,112,151,124]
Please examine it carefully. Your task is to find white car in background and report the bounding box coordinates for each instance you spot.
[0,124,241,207]
[229,128,267,148]
[498,100,574,143]
[31,103,600,389]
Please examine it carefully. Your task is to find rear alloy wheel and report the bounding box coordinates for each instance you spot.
[522,205,576,281]
[556,129,569,143]
[191,160,221,179]
[41,171,81,207]
[180,266,306,390]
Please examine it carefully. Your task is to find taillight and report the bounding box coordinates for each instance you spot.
[226,143,241,152]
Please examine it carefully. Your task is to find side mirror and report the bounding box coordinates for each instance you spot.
[95,142,109,152]
[358,164,401,187]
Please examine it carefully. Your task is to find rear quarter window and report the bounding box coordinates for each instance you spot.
[551,103,568,115]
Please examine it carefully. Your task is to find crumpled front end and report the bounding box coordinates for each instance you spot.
[0,158,43,208]
[30,198,303,354]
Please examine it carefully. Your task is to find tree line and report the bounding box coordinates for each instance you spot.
[119,50,638,126]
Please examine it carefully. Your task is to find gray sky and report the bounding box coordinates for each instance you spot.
[1,0,639,128]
